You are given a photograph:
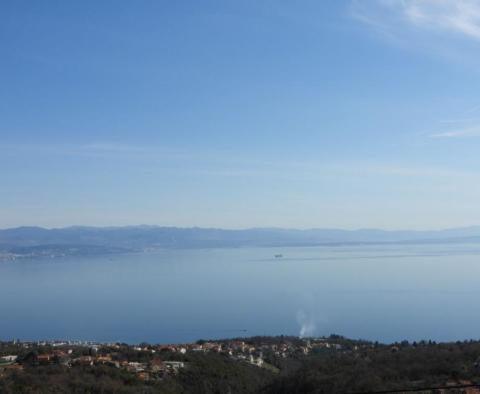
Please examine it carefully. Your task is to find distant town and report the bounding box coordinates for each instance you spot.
[0,336,350,381]
[2,335,480,393]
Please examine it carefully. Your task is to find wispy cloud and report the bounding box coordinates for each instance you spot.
[429,104,480,138]
[430,126,480,138]
[0,142,193,161]
[402,0,480,40]
[351,0,480,42]
[2,142,479,182]
[464,103,480,114]
[439,118,480,124]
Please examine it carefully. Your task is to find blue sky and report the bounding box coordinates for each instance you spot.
[2,0,480,229]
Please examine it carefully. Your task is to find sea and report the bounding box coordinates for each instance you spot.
[1,243,479,344]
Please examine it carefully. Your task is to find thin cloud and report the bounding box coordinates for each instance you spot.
[403,0,480,40]
[439,118,480,124]
[351,0,480,41]
[2,142,478,182]
[464,103,480,114]
[430,126,480,138]
[0,142,193,161]
[336,162,477,179]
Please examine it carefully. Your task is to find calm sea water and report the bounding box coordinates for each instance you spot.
[1,243,480,344]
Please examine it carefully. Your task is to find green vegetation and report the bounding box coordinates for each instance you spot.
[1,336,480,393]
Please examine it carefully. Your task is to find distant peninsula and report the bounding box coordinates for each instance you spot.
[2,225,480,261]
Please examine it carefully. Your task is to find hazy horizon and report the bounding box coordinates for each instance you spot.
[3,223,480,232]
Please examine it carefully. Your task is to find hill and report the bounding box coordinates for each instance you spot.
[2,225,480,260]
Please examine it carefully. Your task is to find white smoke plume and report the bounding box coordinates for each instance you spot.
[296,310,316,338]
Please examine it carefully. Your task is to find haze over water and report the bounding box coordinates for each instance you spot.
[1,243,479,344]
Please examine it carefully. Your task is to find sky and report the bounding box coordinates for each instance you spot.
[2,0,480,230]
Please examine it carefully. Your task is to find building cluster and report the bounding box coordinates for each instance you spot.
[0,337,356,381]
[0,344,186,382]
[164,337,346,359]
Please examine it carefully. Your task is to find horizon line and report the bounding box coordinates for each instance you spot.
[1,224,480,233]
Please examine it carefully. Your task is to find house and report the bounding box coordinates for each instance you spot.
[150,358,165,372]
[249,355,264,367]
[95,355,112,364]
[37,354,55,365]
[72,356,94,366]
[0,355,18,363]
[126,362,146,373]
[137,371,150,381]
[164,361,185,373]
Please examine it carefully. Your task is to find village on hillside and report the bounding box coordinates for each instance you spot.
[0,336,359,381]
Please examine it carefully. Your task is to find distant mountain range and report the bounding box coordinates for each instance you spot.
[1,225,480,260]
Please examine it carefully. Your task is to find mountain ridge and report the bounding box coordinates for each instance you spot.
[2,225,480,248]
[2,225,480,260]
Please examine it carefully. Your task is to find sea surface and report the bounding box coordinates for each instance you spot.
[1,243,480,344]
